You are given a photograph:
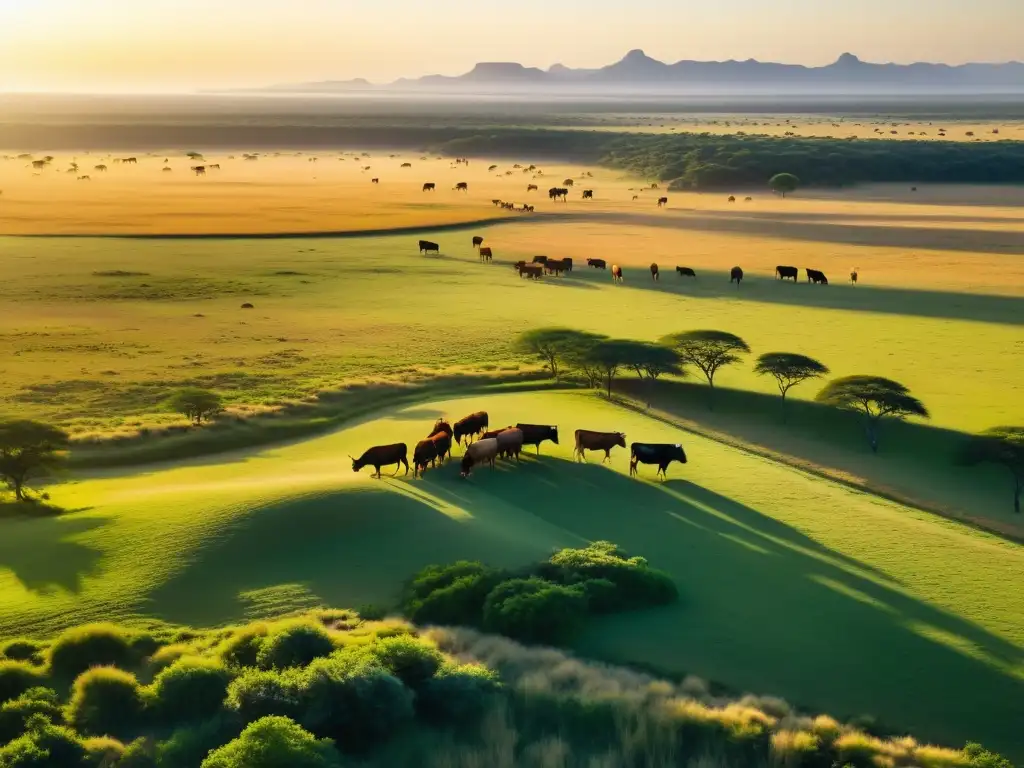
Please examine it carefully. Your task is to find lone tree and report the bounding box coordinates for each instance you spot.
[168,388,223,426]
[0,420,69,502]
[754,352,830,421]
[958,426,1024,514]
[516,328,606,380]
[660,330,750,409]
[769,173,800,198]
[815,375,928,454]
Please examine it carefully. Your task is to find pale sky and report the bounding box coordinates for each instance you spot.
[1,0,1021,92]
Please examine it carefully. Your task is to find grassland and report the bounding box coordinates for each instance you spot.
[1,391,1021,757]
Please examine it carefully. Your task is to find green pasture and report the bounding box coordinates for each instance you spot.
[1,391,1021,756]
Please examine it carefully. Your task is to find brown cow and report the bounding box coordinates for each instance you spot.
[371,178,379,184]
[650,263,660,282]
[455,182,468,191]
[730,266,744,285]
[611,265,623,283]
[574,430,626,463]
[657,197,668,207]
[518,264,543,279]
[351,444,409,478]
[454,411,489,445]
[479,247,493,262]
[422,183,436,191]
[472,236,484,248]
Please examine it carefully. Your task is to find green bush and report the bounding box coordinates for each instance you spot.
[67,667,147,739]
[0,690,63,745]
[417,662,500,725]
[401,562,502,626]
[113,738,158,768]
[0,642,43,665]
[201,716,341,768]
[365,635,443,690]
[149,657,233,723]
[217,625,269,669]
[298,654,413,752]
[0,664,46,706]
[0,717,88,768]
[47,624,140,680]
[541,541,678,610]
[964,743,1013,768]
[483,578,589,644]
[155,715,242,768]
[225,668,303,724]
[257,623,336,670]
[578,578,619,613]
[82,735,125,766]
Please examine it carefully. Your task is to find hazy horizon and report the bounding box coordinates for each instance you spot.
[1,0,1022,94]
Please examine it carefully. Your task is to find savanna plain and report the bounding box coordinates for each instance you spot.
[0,103,1022,765]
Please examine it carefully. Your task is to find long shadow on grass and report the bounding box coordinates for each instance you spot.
[421,457,1024,757]
[0,515,106,595]
[561,263,1023,326]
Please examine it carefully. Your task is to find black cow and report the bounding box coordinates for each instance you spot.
[454,412,489,445]
[545,261,566,277]
[776,265,798,281]
[806,269,829,285]
[413,432,452,477]
[527,184,538,192]
[351,443,409,478]
[629,443,687,479]
[479,247,493,262]
[455,182,468,191]
[582,189,594,199]
[650,263,659,281]
[422,182,435,191]
[561,257,573,272]
[515,424,559,454]
[657,197,668,207]
[419,240,440,255]
[472,236,484,248]
[371,178,379,184]
[532,255,549,264]
[587,258,607,269]
[730,266,744,285]
[518,264,543,279]
[676,267,696,278]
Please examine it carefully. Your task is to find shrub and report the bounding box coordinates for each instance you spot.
[0,690,63,744]
[0,642,43,665]
[146,643,194,673]
[225,668,303,724]
[834,732,883,768]
[298,654,413,752]
[402,561,503,627]
[111,737,158,768]
[770,730,820,767]
[257,623,336,670]
[578,578,619,613]
[0,664,45,706]
[964,743,1013,768]
[417,662,500,725]
[82,735,125,766]
[200,715,342,768]
[67,667,147,739]
[482,578,588,644]
[47,624,139,680]
[541,541,678,610]
[217,624,269,668]
[155,715,242,768]
[150,657,233,723]
[365,635,444,690]
[0,718,88,767]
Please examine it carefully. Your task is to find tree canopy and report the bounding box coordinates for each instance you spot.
[660,330,749,408]
[815,375,929,453]
[958,426,1024,514]
[0,420,69,502]
[769,172,800,197]
[754,352,830,419]
[516,328,606,380]
[167,388,224,426]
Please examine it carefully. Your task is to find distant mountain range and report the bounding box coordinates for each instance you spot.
[261,51,1024,94]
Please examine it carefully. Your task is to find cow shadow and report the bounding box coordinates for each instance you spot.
[0,514,107,595]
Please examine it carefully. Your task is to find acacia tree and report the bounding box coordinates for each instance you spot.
[622,342,683,381]
[815,375,929,454]
[958,426,1024,514]
[769,172,800,198]
[515,328,605,380]
[660,330,750,409]
[578,340,638,398]
[0,420,69,502]
[754,352,830,421]
[168,388,223,425]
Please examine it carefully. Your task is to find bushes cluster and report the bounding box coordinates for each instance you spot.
[401,541,679,644]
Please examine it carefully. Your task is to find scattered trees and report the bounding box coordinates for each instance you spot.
[661,330,749,409]
[168,388,223,426]
[515,328,605,380]
[754,352,830,420]
[958,427,1024,514]
[815,376,929,453]
[0,420,69,502]
[769,172,800,197]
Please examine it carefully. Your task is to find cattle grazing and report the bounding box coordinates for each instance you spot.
[454,411,489,445]
[651,183,659,189]
[162,167,172,172]
[587,258,607,269]
[488,164,498,171]
[776,265,799,281]
[650,263,660,281]
[209,164,220,170]
[455,182,468,191]
[518,264,544,279]
[728,196,736,203]
[548,187,568,202]
[676,266,696,278]
[419,240,440,255]
[413,437,440,478]
[574,430,626,463]
[460,438,499,477]
[629,443,687,479]
[496,428,524,462]
[527,184,538,192]
[532,255,549,264]
[351,443,410,478]
[582,189,594,199]
[191,166,206,176]
[94,164,108,172]
[77,175,91,181]
[545,261,566,277]
[479,247,493,262]
[371,178,379,184]
[429,419,453,439]
[611,265,623,283]
[472,236,484,248]
[401,162,412,167]
[730,267,744,285]
[560,257,573,272]
[492,199,502,206]
[123,157,138,164]
[657,197,669,207]
[850,268,859,285]
[480,428,509,441]
[632,195,639,200]
[745,196,753,202]
[563,178,574,186]
[31,160,47,169]
[515,424,559,454]
[807,269,828,285]
[521,205,535,213]
[422,183,436,191]
[513,260,526,271]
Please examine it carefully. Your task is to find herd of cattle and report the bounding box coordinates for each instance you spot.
[350,411,688,480]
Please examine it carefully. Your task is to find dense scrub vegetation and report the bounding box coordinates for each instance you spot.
[0,604,1012,768]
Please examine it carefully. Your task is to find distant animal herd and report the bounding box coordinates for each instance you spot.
[351,411,688,480]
